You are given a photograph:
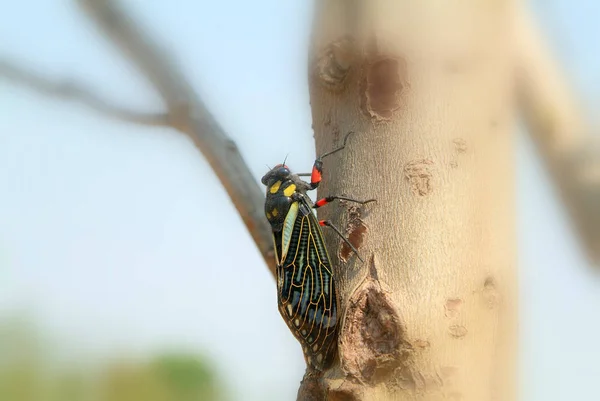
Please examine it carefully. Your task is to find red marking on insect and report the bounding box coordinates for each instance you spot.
[311,167,322,185]
[274,163,289,169]
[319,220,326,227]
[315,198,328,207]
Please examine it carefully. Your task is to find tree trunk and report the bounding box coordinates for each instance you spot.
[301,0,518,400]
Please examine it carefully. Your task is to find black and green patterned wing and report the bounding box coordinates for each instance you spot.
[273,197,338,371]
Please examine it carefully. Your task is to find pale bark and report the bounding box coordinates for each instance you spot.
[303,0,518,399]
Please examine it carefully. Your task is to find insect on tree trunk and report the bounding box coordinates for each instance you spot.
[299,0,518,400]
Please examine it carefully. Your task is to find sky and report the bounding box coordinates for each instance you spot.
[0,1,598,400]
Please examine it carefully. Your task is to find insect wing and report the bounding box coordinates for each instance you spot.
[281,201,299,263]
[276,198,338,370]
[271,200,299,267]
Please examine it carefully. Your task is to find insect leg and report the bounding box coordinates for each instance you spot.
[319,219,364,262]
[309,159,324,190]
[300,132,355,190]
[314,196,376,209]
[318,131,354,160]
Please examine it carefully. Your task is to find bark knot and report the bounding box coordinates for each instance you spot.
[313,36,356,91]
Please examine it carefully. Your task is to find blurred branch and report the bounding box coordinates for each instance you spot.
[516,4,600,265]
[75,0,276,277]
[76,0,190,124]
[1,0,275,277]
[0,59,169,126]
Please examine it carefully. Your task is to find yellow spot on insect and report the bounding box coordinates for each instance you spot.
[301,330,307,336]
[316,354,323,363]
[266,212,272,219]
[269,181,282,194]
[294,319,300,327]
[287,305,293,316]
[312,344,318,352]
[271,209,278,217]
[283,184,296,197]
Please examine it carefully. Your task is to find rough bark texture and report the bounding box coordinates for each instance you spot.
[303,0,518,400]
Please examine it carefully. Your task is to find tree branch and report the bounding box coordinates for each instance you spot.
[76,0,200,129]
[516,4,600,265]
[75,0,275,276]
[1,0,275,276]
[0,59,169,127]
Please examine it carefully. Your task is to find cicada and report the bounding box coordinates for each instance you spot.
[261,132,375,371]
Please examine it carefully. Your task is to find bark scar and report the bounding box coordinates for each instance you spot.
[326,380,364,401]
[482,276,499,309]
[444,298,463,318]
[360,54,407,121]
[338,255,411,384]
[404,159,434,196]
[296,370,326,401]
[339,203,369,263]
[448,325,468,338]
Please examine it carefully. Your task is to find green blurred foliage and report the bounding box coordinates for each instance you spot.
[99,354,225,401]
[0,317,228,401]
[150,354,222,400]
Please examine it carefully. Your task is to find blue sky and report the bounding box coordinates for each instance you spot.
[0,1,598,400]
